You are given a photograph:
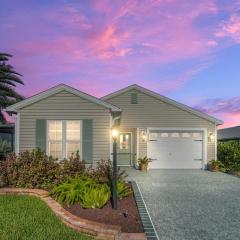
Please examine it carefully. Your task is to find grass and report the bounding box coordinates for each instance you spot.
[0,195,94,240]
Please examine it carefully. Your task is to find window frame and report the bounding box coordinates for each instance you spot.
[46,120,82,160]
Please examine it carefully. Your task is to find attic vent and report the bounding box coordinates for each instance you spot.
[131,93,138,104]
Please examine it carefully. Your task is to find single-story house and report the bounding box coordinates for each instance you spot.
[6,84,223,169]
[218,126,240,142]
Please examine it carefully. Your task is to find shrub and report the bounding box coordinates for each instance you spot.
[0,149,86,189]
[86,159,128,184]
[117,180,132,199]
[50,176,96,206]
[217,141,240,171]
[60,151,85,178]
[81,184,110,209]
[51,176,110,208]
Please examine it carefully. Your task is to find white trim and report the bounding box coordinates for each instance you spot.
[102,84,223,125]
[147,127,207,169]
[62,121,67,159]
[135,182,159,240]
[6,84,121,112]
[15,111,20,155]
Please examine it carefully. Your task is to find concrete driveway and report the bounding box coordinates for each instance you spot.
[126,169,240,240]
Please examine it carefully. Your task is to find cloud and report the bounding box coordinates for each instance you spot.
[193,97,240,114]
[216,15,240,43]
[1,0,240,101]
[193,97,240,128]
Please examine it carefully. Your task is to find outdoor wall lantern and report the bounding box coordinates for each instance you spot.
[208,132,215,142]
[140,130,147,142]
[111,128,119,209]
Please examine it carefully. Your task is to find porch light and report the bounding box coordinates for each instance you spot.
[208,132,215,142]
[112,128,119,140]
[141,131,147,142]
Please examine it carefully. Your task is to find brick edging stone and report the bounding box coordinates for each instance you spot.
[0,188,147,240]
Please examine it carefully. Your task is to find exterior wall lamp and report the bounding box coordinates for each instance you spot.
[111,128,119,209]
[208,132,215,142]
[140,130,147,143]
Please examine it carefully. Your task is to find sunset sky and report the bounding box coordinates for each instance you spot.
[1,0,240,128]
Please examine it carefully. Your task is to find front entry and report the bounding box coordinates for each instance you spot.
[117,132,132,166]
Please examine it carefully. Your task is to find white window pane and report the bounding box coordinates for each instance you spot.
[49,142,62,159]
[149,133,158,140]
[193,132,202,139]
[182,133,191,138]
[67,142,80,158]
[160,133,168,137]
[171,133,179,137]
[120,134,129,150]
[67,121,80,141]
[48,121,62,141]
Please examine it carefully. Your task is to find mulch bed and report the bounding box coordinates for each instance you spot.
[64,192,144,233]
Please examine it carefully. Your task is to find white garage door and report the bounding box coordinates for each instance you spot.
[147,130,204,169]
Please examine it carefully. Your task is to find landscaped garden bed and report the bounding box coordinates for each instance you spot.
[0,149,146,239]
[64,185,144,233]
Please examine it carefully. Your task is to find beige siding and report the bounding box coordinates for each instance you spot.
[106,89,216,163]
[19,90,111,163]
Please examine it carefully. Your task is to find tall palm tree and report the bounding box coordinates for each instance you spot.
[0,53,24,123]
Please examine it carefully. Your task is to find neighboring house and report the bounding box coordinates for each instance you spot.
[218,126,240,142]
[0,123,14,151]
[6,84,223,169]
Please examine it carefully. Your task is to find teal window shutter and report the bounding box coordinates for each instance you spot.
[131,93,138,104]
[82,119,93,164]
[36,119,47,152]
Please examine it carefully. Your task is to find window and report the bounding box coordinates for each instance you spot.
[171,132,179,137]
[131,93,138,104]
[160,133,169,138]
[66,121,81,158]
[149,132,158,141]
[47,120,81,159]
[120,134,130,149]
[48,121,62,159]
[182,133,191,138]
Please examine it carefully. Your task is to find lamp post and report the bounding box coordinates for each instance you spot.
[111,128,119,209]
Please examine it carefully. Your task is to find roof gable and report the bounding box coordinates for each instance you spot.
[6,84,121,112]
[101,84,223,125]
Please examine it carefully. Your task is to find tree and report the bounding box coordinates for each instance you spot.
[0,53,24,123]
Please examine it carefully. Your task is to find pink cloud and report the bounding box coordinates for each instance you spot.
[193,97,240,128]
[216,15,240,43]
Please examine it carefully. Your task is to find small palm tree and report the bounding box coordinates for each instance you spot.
[0,53,24,123]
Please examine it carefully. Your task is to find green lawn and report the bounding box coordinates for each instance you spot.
[0,195,94,240]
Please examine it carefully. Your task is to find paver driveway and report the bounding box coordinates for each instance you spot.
[126,169,240,240]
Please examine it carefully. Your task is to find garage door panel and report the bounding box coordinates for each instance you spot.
[147,131,203,169]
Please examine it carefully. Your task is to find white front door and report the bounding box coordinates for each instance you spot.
[147,131,203,169]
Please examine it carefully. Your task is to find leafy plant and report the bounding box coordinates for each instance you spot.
[51,176,110,208]
[60,151,85,178]
[138,156,149,165]
[50,176,96,206]
[0,53,24,123]
[217,141,240,172]
[81,184,110,209]
[117,180,132,199]
[0,149,86,189]
[86,159,128,184]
